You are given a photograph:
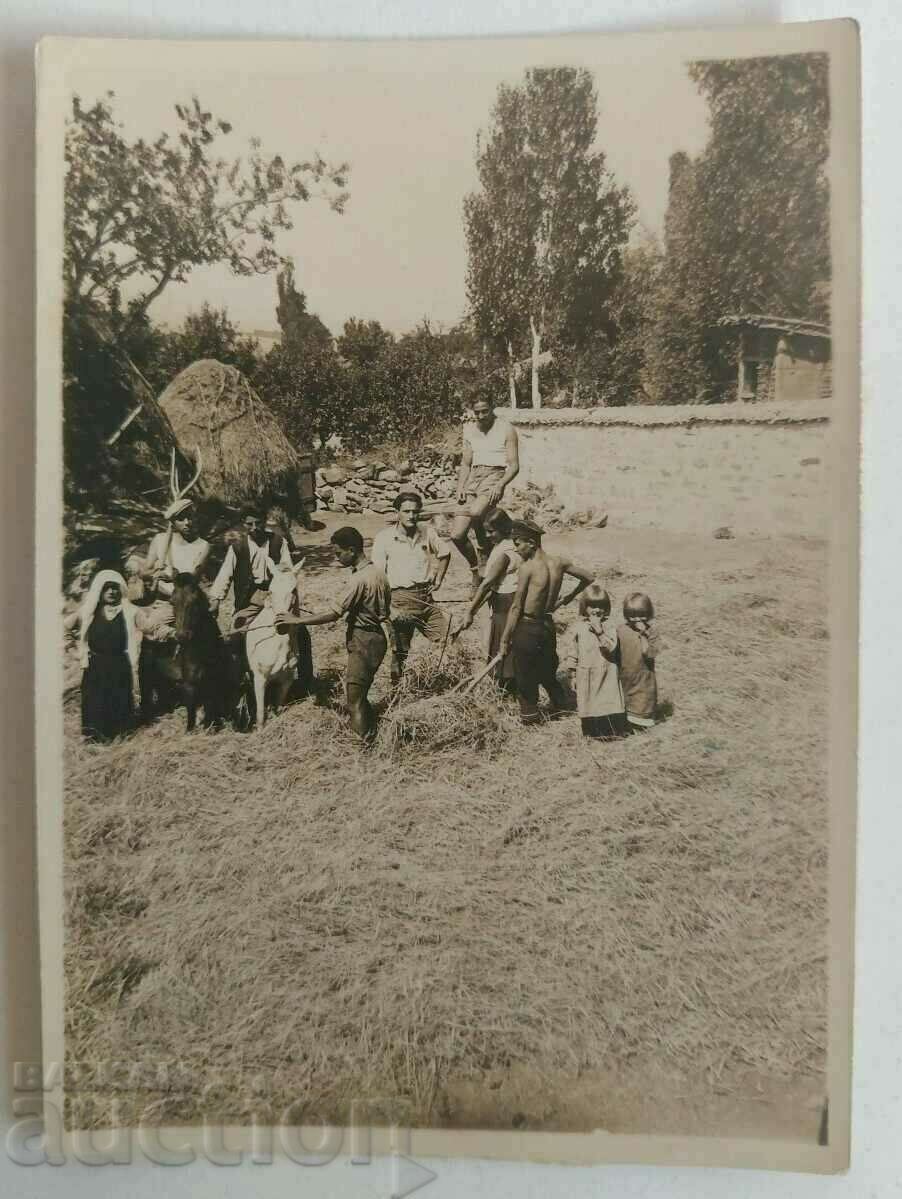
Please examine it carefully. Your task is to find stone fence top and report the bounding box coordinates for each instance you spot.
[497,401,830,429]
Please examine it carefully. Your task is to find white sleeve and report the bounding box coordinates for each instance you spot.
[144,532,164,570]
[370,530,389,577]
[429,525,451,559]
[209,546,236,602]
[278,538,292,568]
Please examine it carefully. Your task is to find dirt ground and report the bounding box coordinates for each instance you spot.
[63,513,829,1141]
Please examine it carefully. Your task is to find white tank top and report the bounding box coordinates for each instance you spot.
[485,539,522,595]
[465,417,510,468]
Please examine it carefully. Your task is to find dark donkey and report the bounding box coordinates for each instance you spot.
[169,573,234,731]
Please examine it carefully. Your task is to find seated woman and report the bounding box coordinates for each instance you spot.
[70,570,142,742]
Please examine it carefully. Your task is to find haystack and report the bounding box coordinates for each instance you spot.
[157,360,301,506]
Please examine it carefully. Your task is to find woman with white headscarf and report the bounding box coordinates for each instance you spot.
[74,570,142,742]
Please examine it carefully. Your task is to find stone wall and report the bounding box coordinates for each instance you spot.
[503,402,830,538]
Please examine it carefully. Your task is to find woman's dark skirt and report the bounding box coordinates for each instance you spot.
[81,653,134,742]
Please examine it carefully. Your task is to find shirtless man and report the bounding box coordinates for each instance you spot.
[498,519,596,725]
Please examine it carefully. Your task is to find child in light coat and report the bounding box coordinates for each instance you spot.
[564,584,627,739]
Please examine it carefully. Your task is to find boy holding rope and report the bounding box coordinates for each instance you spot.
[276,526,393,743]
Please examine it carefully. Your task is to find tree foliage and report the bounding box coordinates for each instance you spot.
[62,301,178,508]
[64,93,349,322]
[688,54,830,319]
[464,67,635,406]
[275,261,333,352]
[258,321,481,454]
[647,53,830,403]
[337,318,395,369]
[256,341,348,451]
[551,236,663,407]
[159,303,261,384]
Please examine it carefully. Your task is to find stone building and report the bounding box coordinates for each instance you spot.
[717,314,831,403]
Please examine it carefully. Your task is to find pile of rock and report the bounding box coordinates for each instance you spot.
[314,455,608,532]
[505,482,608,533]
[315,449,461,515]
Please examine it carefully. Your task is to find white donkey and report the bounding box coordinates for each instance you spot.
[243,558,305,729]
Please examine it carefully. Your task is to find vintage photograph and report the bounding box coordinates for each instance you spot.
[36,24,858,1169]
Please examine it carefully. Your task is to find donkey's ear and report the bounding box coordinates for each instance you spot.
[293,557,306,575]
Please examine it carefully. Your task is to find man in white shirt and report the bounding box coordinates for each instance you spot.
[450,398,519,591]
[371,491,452,683]
[207,506,312,689]
[209,507,293,627]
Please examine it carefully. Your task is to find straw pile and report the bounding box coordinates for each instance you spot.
[62,529,829,1135]
[157,359,300,505]
[376,642,513,756]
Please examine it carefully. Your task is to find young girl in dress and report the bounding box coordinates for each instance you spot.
[617,592,661,733]
[564,583,626,739]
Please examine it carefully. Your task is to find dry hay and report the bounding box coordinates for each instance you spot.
[157,359,299,504]
[377,641,513,756]
[61,531,829,1133]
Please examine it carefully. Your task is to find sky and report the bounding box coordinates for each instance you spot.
[67,37,711,337]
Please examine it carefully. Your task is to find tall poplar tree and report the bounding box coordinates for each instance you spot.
[463,67,634,407]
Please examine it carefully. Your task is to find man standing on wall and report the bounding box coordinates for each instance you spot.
[450,398,519,593]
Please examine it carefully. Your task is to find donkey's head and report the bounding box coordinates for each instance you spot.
[172,573,209,643]
[268,559,305,621]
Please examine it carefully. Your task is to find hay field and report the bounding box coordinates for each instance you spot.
[62,520,829,1138]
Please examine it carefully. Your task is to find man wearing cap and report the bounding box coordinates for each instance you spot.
[450,398,519,593]
[142,499,211,598]
[371,491,452,683]
[499,518,596,725]
[135,498,211,714]
[276,526,393,743]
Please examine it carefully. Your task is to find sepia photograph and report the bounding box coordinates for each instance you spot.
[35,22,859,1172]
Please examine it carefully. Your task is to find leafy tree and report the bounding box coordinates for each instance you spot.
[62,300,177,507]
[258,321,475,454]
[464,67,635,407]
[337,318,395,369]
[689,54,830,320]
[159,303,261,384]
[275,261,333,352]
[256,342,348,450]
[551,236,663,406]
[649,53,830,402]
[374,324,466,447]
[64,93,349,323]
